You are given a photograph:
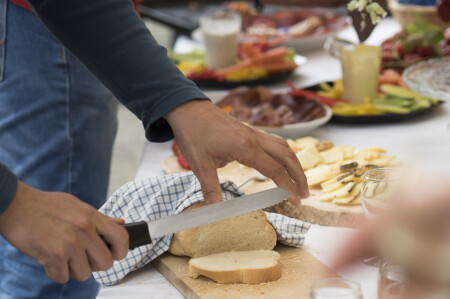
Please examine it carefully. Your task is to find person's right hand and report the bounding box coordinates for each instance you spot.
[164,100,309,206]
[0,181,129,283]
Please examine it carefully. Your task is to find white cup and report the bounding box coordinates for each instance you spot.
[199,11,241,70]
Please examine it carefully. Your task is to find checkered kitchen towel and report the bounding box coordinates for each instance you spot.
[94,173,311,285]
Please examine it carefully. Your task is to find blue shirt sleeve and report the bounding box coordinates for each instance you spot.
[0,163,18,217]
[27,0,209,142]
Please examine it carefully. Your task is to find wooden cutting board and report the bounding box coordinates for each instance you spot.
[161,156,365,228]
[152,245,339,299]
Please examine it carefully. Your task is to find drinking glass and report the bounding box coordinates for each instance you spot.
[378,260,407,299]
[339,44,381,104]
[361,168,402,219]
[310,278,363,299]
[361,168,402,266]
[199,11,241,70]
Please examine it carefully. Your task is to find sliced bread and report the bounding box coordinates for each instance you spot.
[168,203,277,258]
[188,250,281,284]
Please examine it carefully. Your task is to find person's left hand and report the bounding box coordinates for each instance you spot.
[164,99,309,205]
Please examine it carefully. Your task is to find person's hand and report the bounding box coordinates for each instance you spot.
[164,99,309,205]
[0,181,129,283]
[334,183,450,272]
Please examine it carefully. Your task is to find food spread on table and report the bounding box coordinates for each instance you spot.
[168,136,400,208]
[215,86,327,126]
[289,137,401,206]
[240,9,348,40]
[114,2,450,295]
[381,16,449,70]
[320,77,440,117]
[169,38,298,85]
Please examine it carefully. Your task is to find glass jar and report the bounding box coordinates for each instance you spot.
[339,44,381,104]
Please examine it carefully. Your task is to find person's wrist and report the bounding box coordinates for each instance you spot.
[163,99,213,129]
[0,181,25,234]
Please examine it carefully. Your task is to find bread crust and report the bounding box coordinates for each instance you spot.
[168,203,277,258]
[188,250,281,284]
[188,263,281,284]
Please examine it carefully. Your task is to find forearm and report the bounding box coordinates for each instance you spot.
[27,0,208,142]
[0,163,18,217]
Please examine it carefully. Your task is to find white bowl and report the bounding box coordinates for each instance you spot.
[252,105,332,139]
[206,91,332,139]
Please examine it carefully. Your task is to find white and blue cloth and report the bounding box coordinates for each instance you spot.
[94,173,311,285]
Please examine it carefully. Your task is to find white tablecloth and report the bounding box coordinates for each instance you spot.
[98,18,450,299]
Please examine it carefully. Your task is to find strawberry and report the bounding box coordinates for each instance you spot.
[177,153,190,170]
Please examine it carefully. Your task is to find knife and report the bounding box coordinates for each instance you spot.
[121,187,289,250]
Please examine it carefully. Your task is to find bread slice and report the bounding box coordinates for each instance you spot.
[188,250,281,284]
[168,203,277,258]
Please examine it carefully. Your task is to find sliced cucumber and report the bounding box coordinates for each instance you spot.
[373,103,411,114]
[381,84,419,98]
[410,99,431,111]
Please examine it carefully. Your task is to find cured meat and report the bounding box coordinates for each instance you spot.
[216,86,326,127]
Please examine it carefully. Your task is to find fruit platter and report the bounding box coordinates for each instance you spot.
[381,16,449,70]
[169,39,305,89]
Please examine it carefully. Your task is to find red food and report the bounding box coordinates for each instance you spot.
[177,153,190,170]
[402,53,422,61]
[215,86,327,127]
[287,81,347,107]
[380,28,446,70]
[173,141,190,169]
[382,50,396,62]
[171,141,180,156]
[187,69,221,81]
[416,45,434,57]
[437,0,450,22]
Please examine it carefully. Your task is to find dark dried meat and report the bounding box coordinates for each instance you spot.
[216,86,326,127]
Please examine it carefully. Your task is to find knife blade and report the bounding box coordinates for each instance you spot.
[122,187,290,250]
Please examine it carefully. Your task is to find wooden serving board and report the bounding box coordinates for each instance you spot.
[152,245,339,299]
[161,156,365,227]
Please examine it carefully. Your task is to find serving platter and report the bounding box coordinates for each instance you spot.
[206,85,331,139]
[304,82,445,124]
[191,54,307,89]
[330,101,444,124]
[192,70,292,89]
[403,57,450,102]
[252,105,332,139]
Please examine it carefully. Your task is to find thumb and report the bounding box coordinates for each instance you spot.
[109,217,125,225]
[192,159,223,205]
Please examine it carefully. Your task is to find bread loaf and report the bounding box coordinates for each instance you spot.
[188,250,281,284]
[168,203,277,258]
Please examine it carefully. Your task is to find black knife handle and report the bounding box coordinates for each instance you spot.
[122,221,152,250]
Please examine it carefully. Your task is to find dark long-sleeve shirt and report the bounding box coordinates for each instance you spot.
[0,0,208,216]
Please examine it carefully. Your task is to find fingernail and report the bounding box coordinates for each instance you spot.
[288,195,301,206]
